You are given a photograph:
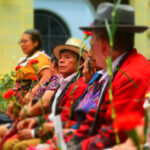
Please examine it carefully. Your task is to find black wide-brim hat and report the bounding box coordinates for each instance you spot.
[80,3,148,33]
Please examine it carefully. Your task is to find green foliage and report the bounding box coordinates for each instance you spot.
[144,110,148,143]
[0,71,15,91]
[105,0,142,148]
[0,71,15,112]
[105,0,121,145]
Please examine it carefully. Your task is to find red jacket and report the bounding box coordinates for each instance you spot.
[71,49,150,150]
[59,76,87,126]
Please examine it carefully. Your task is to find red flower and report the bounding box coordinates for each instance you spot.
[15,65,21,71]
[83,31,92,36]
[3,89,15,99]
[45,114,49,121]
[114,112,144,132]
[30,75,37,81]
[29,59,39,66]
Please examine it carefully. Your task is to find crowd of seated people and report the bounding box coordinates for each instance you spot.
[1,2,150,150]
[0,28,51,143]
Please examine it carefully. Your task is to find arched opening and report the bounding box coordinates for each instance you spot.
[34,10,71,55]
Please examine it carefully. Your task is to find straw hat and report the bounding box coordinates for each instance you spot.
[53,38,88,61]
[80,2,148,33]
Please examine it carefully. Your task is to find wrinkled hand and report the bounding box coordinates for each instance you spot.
[38,122,54,137]
[17,118,38,131]
[18,129,33,140]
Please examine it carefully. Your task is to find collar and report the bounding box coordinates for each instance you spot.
[99,52,127,83]
[59,73,77,89]
[17,51,49,67]
[97,70,104,75]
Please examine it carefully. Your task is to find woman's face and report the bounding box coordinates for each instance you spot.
[58,51,77,78]
[82,61,93,84]
[19,33,38,55]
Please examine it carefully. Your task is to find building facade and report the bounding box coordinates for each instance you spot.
[0,0,33,74]
[0,0,150,74]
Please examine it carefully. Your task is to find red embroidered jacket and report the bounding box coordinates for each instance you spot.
[70,49,150,150]
[59,76,87,125]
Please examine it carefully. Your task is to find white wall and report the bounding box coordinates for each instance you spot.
[34,0,95,49]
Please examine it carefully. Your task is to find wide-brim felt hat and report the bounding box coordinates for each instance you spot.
[53,38,88,61]
[80,3,148,33]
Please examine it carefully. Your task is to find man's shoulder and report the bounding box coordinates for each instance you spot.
[114,50,150,85]
[121,50,150,75]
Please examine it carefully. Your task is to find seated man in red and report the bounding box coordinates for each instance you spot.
[67,2,150,150]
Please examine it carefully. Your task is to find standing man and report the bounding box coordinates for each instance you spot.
[67,2,150,150]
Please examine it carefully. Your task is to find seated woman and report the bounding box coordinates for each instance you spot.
[3,29,51,120]
[0,54,61,146]
[19,54,62,118]
[2,37,88,150]
[0,29,51,143]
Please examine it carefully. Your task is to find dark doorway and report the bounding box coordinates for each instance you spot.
[34,10,71,56]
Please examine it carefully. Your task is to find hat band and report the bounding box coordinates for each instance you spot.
[94,19,134,26]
